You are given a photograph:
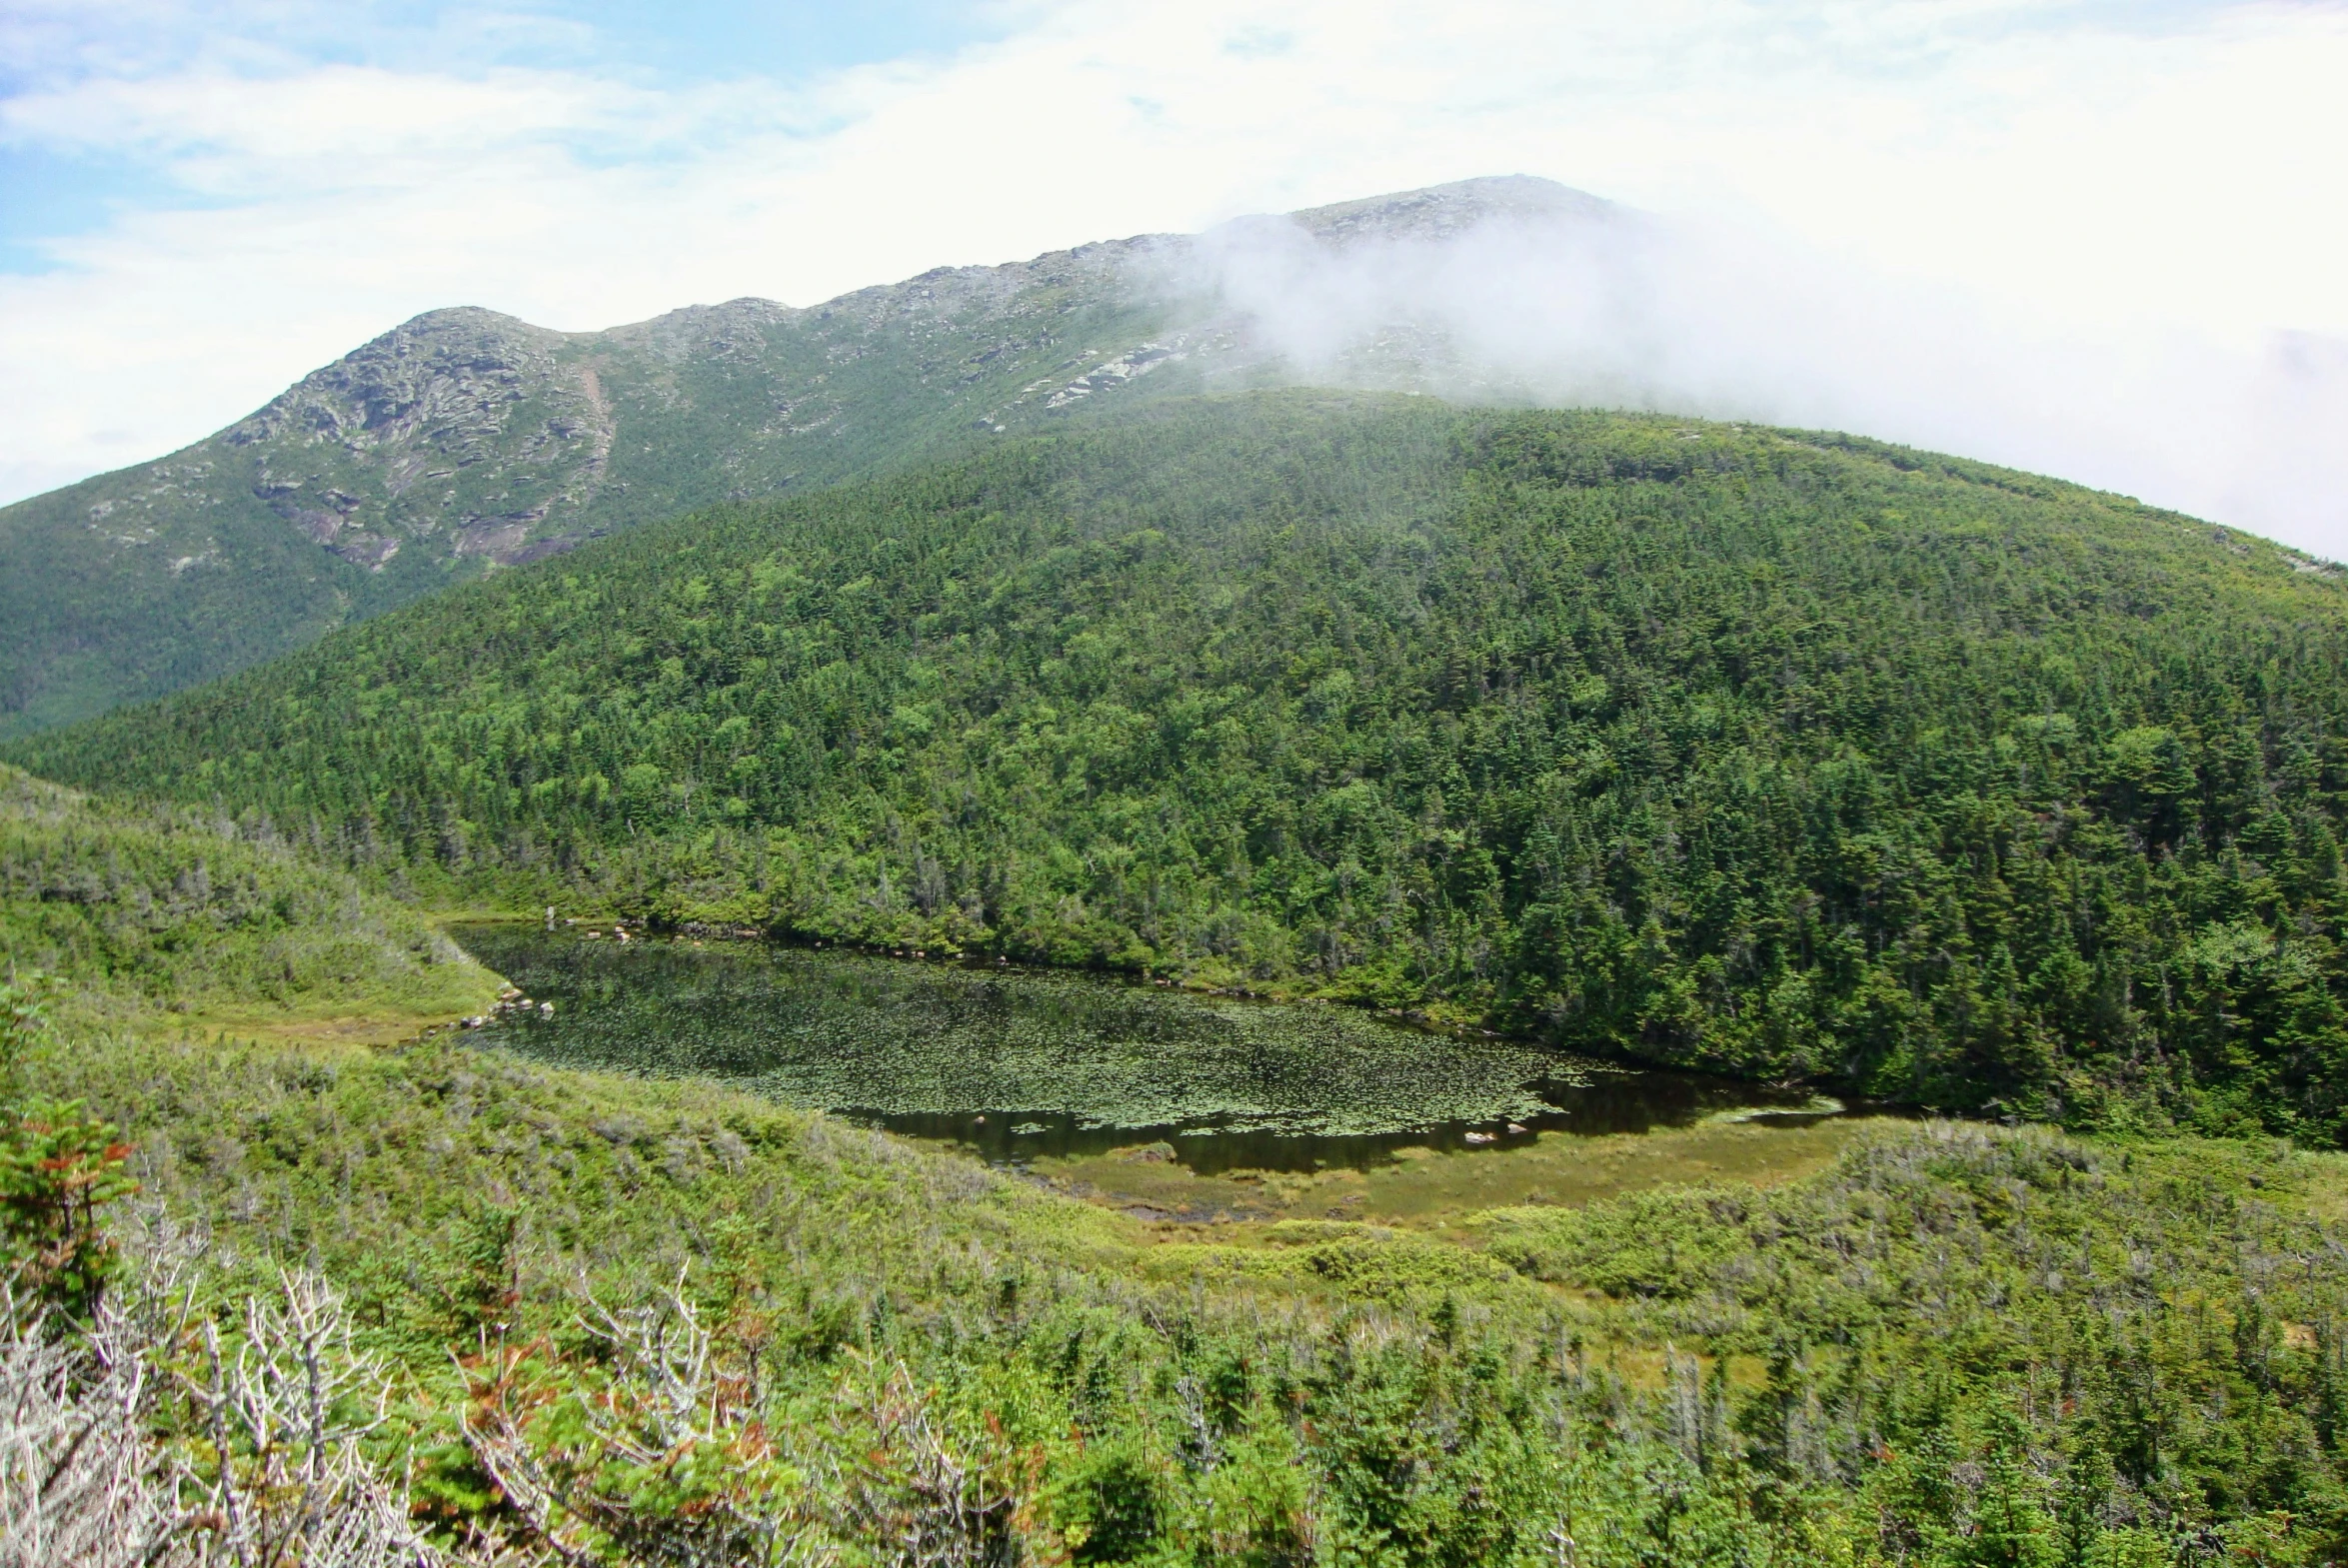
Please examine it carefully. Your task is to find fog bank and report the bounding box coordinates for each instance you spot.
[1163,195,2346,560]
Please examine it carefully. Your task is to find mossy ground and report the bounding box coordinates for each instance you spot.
[150,1002,494,1048]
[1026,1114,1881,1230]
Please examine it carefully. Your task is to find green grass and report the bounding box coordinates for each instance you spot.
[1030,1113,1876,1227]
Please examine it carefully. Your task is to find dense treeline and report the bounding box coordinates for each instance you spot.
[14,393,2348,1132]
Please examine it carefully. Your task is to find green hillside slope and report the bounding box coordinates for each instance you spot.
[0,177,1602,738]
[13,394,2347,1129]
[0,761,501,1032]
[43,1019,2348,1565]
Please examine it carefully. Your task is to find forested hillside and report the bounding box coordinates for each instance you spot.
[14,393,2347,1131]
[0,279,1166,739]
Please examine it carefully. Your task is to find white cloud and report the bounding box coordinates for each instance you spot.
[1170,195,2348,551]
[3,0,2345,555]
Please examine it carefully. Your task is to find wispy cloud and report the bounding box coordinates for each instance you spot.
[2,0,2344,554]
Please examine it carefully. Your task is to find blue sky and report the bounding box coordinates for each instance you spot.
[3,1,2345,553]
[0,1,1005,271]
[0,1,997,95]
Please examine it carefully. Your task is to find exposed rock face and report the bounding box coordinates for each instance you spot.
[0,176,1617,736]
[230,309,613,569]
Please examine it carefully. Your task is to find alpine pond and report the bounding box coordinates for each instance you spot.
[457,921,1838,1172]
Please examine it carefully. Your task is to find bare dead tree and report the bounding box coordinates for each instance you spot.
[461,1274,820,1568]
[173,1268,435,1568]
[462,1280,1034,1568]
[0,1213,438,1568]
[0,1286,177,1568]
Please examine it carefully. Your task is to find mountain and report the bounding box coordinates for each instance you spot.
[0,176,1609,739]
[13,392,2346,1133]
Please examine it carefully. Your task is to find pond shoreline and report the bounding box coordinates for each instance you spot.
[446,919,1871,1180]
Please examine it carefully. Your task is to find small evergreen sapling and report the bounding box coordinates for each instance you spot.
[0,971,138,1321]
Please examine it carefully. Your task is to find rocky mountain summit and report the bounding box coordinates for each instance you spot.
[0,177,1617,737]
[229,308,611,573]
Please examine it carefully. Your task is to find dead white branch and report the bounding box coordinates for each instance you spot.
[0,1222,438,1568]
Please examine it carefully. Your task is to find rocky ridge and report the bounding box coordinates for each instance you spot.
[0,176,1616,737]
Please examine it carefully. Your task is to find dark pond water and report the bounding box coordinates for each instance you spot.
[456,924,1839,1173]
